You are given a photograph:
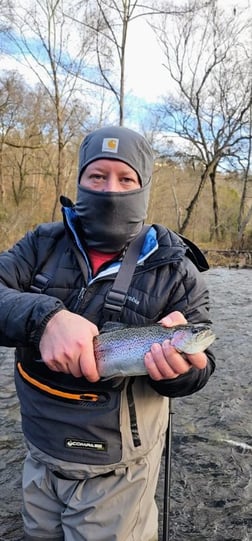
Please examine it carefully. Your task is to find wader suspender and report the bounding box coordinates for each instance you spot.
[103,225,150,321]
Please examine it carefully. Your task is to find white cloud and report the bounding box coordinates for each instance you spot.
[2,54,42,86]
[125,18,168,102]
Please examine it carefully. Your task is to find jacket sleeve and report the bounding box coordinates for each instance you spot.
[149,256,216,397]
[0,229,65,347]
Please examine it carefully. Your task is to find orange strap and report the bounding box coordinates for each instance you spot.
[17,362,99,402]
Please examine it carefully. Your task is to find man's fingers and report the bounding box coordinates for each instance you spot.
[144,340,195,381]
[80,345,100,382]
[144,350,176,381]
[145,343,179,381]
[159,311,187,327]
[186,352,207,370]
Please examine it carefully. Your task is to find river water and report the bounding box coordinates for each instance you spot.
[0,267,251,541]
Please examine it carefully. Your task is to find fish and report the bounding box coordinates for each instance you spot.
[94,322,215,379]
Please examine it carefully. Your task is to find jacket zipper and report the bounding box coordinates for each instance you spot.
[73,286,87,313]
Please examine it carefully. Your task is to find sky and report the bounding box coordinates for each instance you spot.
[126,18,168,102]
[2,0,251,106]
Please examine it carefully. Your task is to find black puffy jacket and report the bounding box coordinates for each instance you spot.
[0,213,215,399]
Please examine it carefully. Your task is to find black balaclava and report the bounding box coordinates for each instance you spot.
[75,126,154,253]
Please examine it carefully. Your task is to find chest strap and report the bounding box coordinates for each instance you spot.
[103,225,151,321]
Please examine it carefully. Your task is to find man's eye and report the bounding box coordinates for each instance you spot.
[91,174,104,180]
[121,177,134,183]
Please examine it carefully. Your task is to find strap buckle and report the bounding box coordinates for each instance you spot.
[103,289,127,320]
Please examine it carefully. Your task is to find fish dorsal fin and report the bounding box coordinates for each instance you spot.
[100,321,128,334]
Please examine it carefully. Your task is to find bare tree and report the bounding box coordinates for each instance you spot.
[5,0,92,219]
[150,1,252,239]
[0,0,14,36]
[0,77,52,209]
[0,73,29,203]
[235,94,252,247]
[69,0,144,126]
[68,0,205,126]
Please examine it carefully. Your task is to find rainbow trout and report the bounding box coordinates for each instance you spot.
[94,323,215,379]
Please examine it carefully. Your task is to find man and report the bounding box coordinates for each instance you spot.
[0,126,215,541]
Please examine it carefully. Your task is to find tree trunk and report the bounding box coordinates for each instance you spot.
[209,164,220,241]
[179,168,208,234]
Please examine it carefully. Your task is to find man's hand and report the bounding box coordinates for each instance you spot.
[144,311,208,381]
[39,310,100,381]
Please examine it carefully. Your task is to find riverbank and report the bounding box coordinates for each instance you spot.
[204,249,252,268]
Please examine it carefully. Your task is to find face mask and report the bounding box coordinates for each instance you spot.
[75,183,151,253]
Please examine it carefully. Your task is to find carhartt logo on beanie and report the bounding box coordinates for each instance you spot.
[102,138,119,152]
[78,126,154,186]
